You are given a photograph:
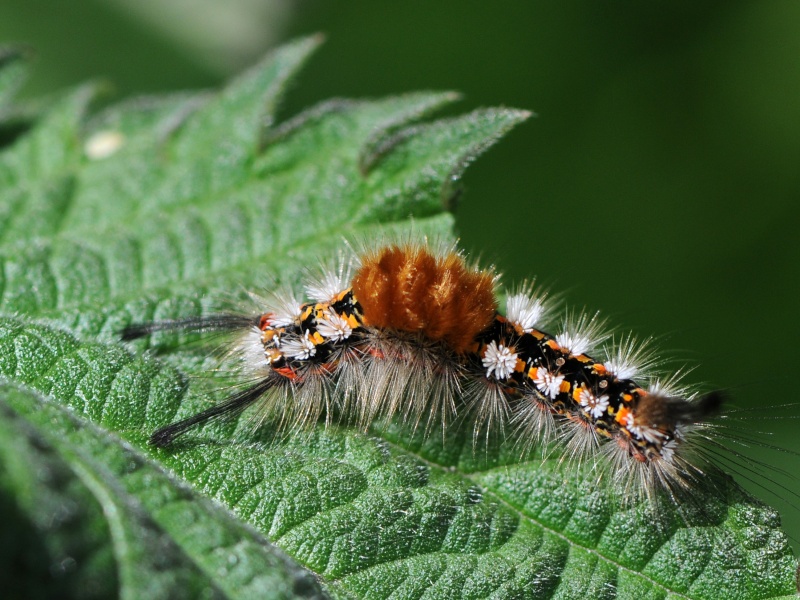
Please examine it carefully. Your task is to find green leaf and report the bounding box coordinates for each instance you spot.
[0,37,795,599]
[0,384,117,600]
[0,381,325,600]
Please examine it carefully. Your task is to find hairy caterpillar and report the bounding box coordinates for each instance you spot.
[122,241,725,501]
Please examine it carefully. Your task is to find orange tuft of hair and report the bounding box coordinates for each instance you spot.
[351,245,497,353]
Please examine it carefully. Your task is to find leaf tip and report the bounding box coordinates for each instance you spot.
[357,90,465,175]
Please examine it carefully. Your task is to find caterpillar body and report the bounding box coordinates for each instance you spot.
[122,242,723,500]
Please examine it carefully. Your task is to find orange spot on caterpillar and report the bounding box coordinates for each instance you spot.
[275,366,299,380]
[593,363,608,376]
[259,314,273,330]
[367,346,386,360]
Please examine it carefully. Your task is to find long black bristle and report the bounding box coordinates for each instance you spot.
[149,378,275,447]
[695,390,726,419]
[120,314,258,341]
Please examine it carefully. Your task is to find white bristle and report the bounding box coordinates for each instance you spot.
[505,284,549,332]
[264,289,303,328]
[555,310,610,356]
[602,334,660,381]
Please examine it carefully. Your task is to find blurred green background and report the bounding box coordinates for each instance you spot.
[2,0,798,546]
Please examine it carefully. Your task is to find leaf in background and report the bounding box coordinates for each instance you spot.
[0,385,117,600]
[0,37,795,599]
[0,382,325,600]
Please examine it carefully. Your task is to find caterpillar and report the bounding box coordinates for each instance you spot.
[122,241,724,501]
